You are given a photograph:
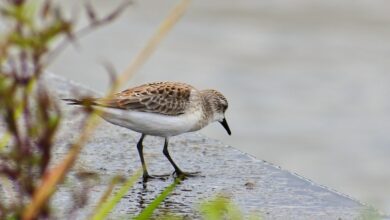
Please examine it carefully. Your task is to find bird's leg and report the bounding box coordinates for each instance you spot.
[137,134,169,182]
[137,134,152,181]
[162,138,199,178]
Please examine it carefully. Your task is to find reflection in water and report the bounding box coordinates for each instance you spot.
[130,177,196,217]
[137,181,148,210]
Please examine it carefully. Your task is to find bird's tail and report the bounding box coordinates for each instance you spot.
[62,98,84,105]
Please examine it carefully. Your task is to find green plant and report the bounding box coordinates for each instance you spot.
[0,0,131,218]
[0,0,192,219]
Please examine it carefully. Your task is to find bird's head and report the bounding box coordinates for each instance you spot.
[203,89,231,135]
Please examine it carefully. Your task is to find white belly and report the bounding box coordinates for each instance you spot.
[94,106,204,137]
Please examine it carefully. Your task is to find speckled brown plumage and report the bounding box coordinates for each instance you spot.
[93,82,194,116]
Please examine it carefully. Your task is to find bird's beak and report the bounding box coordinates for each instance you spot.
[220,118,231,135]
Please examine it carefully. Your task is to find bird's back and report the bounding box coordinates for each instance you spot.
[94,82,196,116]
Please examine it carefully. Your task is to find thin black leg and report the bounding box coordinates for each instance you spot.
[162,138,183,175]
[136,134,149,180]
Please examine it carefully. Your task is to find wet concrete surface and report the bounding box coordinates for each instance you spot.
[46,1,390,213]
[41,74,381,219]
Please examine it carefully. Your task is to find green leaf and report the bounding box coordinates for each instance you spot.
[199,195,257,220]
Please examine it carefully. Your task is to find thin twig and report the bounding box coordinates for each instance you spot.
[22,1,191,219]
[43,0,133,67]
[117,0,191,89]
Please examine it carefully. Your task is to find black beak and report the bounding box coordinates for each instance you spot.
[219,118,231,135]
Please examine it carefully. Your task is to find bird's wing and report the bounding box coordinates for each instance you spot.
[93,82,193,116]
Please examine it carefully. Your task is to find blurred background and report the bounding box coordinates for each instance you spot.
[49,0,390,214]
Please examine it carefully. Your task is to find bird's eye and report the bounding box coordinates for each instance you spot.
[223,104,228,111]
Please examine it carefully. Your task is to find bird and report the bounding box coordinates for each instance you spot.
[63,81,231,181]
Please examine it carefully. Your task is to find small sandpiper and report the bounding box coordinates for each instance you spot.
[63,82,231,180]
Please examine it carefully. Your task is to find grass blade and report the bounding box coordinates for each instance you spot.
[91,175,124,215]
[118,0,191,85]
[0,132,11,150]
[134,178,180,220]
[92,169,142,220]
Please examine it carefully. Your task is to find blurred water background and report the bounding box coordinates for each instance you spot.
[47,0,390,214]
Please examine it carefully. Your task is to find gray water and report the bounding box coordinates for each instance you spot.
[48,0,390,214]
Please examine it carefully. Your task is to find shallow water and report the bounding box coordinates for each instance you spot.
[47,0,390,214]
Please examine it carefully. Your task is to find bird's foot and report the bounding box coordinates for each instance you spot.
[173,170,201,179]
[142,173,170,182]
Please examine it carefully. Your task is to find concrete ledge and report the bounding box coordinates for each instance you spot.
[2,74,384,219]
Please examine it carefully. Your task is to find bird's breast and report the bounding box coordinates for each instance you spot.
[94,106,207,137]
